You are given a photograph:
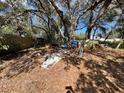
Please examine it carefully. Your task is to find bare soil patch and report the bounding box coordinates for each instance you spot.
[0,48,124,93]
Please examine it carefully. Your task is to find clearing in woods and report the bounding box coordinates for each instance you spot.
[0,48,124,93]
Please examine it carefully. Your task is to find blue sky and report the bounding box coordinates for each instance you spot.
[75,19,117,35]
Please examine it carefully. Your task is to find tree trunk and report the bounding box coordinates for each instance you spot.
[104,31,112,41]
[85,11,94,39]
[93,28,97,40]
[86,27,92,39]
[50,0,70,40]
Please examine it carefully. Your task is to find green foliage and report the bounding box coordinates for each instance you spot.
[85,40,100,50]
[104,10,117,22]
[117,18,124,26]
[98,40,124,49]
[0,0,123,50]
[0,2,8,9]
[75,33,85,40]
[75,35,84,40]
[1,25,15,34]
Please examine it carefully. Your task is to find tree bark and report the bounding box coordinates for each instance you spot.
[93,28,97,39]
[49,0,70,40]
[85,11,94,39]
[104,31,112,41]
[86,25,93,39]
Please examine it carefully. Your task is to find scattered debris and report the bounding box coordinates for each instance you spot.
[0,47,124,93]
[41,53,62,69]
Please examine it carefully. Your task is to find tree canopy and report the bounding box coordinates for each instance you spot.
[0,0,124,42]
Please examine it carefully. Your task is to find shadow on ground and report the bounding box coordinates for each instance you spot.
[63,49,124,93]
[63,49,83,71]
[74,50,124,93]
[0,49,47,79]
[0,48,124,93]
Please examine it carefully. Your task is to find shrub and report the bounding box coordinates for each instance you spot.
[98,40,124,49]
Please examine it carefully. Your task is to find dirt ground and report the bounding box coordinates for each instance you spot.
[0,47,124,93]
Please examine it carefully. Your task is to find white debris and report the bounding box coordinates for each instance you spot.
[41,53,62,69]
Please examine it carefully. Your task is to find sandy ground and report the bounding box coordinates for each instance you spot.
[0,48,124,93]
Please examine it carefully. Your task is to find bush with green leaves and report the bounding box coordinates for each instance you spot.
[84,40,101,50]
[98,40,124,49]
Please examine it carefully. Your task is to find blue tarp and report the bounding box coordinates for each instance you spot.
[63,40,78,48]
